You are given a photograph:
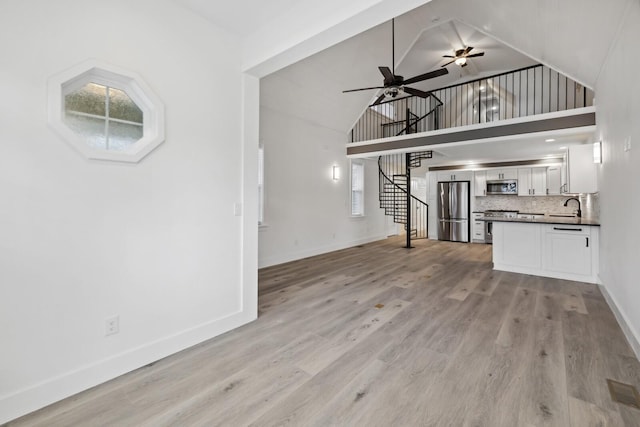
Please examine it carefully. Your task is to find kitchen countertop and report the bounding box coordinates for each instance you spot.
[479,216,600,226]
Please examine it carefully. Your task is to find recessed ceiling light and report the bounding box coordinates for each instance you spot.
[545,138,556,142]
[559,146,567,150]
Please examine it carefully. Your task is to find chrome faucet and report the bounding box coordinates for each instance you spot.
[564,197,582,217]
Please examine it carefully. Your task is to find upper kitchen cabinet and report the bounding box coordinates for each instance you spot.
[518,167,547,196]
[474,171,487,197]
[563,145,598,194]
[547,166,562,195]
[486,169,517,181]
[437,170,473,182]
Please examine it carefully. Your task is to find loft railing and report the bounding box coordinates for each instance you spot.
[351,93,442,143]
[350,64,594,143]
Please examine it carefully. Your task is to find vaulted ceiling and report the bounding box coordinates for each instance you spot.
[174,0,630,163]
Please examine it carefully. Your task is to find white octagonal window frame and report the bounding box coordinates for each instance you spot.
[48,59,165,163]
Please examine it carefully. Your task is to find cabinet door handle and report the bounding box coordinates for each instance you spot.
[586,237,589,247]
[554,227,583,231]
[532,189,535,195]
[528,189,531,195]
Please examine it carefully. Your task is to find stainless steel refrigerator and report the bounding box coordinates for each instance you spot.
[437,181,470,242]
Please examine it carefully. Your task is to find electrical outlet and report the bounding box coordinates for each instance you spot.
[105,315,119,336]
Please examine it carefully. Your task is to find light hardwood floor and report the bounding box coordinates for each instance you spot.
[8,237,640,426]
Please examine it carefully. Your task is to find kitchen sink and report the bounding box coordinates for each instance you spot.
[548,214,577,217]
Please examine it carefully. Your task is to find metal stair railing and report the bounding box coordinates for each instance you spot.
[378,152,431,246]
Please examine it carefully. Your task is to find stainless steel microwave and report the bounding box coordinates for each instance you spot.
[486,179,518,195]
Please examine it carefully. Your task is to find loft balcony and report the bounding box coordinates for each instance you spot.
[346,64,596,157]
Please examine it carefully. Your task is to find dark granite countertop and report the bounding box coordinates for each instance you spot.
[478,216,600,226]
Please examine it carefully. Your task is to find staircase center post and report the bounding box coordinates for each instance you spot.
[405,152,412,249]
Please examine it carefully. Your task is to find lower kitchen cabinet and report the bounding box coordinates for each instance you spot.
[492,221,599,283]
[544,225,592,276]
[493,223,542,269]
[472,212,485,242]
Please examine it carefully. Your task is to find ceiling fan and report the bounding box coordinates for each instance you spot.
[343,18,448,106]
[442,46,485,67]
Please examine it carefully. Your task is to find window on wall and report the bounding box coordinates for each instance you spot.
[64,83,144,151]
[351,161,364,216]
[258,146,265,224]
[48,59,165,163]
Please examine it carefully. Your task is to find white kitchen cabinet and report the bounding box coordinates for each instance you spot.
[472,212,485,242]
[518,167,547,196]
[492,221,600,283]
[486,168,517,181]
[474,171,487,197]
[543,225,592,277]
[563,144,598,194]
[547,166,562,195]
[493,222,542,269]
[437,170,472,182]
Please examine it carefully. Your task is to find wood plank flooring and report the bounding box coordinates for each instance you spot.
[7,237,640,426]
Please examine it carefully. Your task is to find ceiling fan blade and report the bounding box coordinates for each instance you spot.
[402,68,448,85]
[442,55,455,58]
[370,93,387,106]
[465,52,485,58]
[440,59,457,67]
[373,95,411,106]
[461,62,468,67]
[343,86,386,93]
[379,66,394,84]
[463,46,474,55]
[403,86,431,98]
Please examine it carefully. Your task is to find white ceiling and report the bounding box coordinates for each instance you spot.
[172,0,300,37]
[422,132,594,167]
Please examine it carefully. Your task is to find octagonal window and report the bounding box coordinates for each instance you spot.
[64,83,144,151]
[48,60,164,163]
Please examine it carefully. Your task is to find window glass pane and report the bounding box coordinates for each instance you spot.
[351,162,364,216]
[352,191,363,215]
[108,121,143,151]
[63,113,107,149]
[65,83,106,116]
[109,87,143,123]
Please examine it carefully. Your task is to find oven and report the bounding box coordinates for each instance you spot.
[485,220,493,244]
[483,210,518,244]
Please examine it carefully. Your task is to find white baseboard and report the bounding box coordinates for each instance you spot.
[0,310,255,425]
[598,283,640,360]
[259,234,388,269]
[493,263,599,284]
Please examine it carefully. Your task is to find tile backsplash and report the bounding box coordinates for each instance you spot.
[474,193,599,219]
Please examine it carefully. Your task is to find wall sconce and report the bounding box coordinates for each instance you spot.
[593,141,602,164]
[332,165,340,181]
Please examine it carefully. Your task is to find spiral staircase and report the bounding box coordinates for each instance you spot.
[378,151,432,247]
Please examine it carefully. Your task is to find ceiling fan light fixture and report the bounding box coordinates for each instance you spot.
[384,87,399,98]
[455,57,467,66]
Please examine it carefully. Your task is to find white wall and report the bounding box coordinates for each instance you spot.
[594,0,640,356]
[0,0,256,422]
[258,106,388,268]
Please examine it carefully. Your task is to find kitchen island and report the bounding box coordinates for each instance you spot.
[481,216,600,284]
